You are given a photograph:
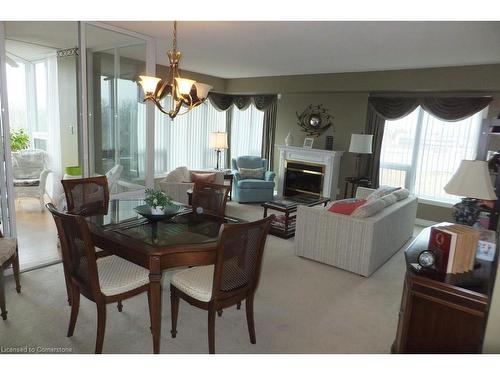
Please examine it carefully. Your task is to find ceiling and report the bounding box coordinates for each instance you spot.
[4,21,500,79]
[105,21,500,79]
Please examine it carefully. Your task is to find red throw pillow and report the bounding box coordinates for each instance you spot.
[191,172,216,184]
[328,198,367,215]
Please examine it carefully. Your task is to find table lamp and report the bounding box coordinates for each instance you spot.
[444,160,497,226]
[209,131,228,170]
[349,134,373,178]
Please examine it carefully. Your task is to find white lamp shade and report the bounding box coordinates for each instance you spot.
[444,160,497,200]
[194,82,213,100]
[209,132,228,149]
[349,134,373,154]
[138,75,161,94]
[175,77,196,95]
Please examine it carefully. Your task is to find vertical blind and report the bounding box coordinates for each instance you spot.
[230,103,265,161]
[154,98,226,174]
[380,106,483,203]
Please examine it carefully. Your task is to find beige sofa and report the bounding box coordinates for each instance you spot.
[294,187,418,277]
[158,167,225,205]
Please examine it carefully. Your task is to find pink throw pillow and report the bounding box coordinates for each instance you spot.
[327,198,367,215]
[191,172,216,184]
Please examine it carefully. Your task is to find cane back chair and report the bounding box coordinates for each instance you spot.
[170,215,274,353]
[0,228,21,320]
[191,182,230,218]
[47,203,152,353]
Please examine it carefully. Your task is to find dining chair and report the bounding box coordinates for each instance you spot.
[61,176,110,216]
[191,182,231,218]
[169,215,274,354]
[0,229,21,320]
[46,203,153,354]
[60,176,118,308]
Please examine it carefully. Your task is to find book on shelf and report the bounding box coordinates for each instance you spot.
[428,223,481,274]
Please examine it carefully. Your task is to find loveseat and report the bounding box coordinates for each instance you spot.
[294,187,418,277]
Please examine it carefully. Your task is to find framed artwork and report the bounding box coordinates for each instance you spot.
[303,137,314,149]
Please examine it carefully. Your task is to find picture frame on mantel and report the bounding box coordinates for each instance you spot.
[303,137,314,149]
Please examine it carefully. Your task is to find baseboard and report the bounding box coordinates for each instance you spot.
[2,258,61,277]
[415,218,439,227]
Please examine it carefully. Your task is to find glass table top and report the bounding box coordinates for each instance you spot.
[88,199,239,247]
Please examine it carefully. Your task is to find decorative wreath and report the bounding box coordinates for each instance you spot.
[296,104,333,137]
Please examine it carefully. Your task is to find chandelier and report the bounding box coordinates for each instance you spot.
[138,21,213,120]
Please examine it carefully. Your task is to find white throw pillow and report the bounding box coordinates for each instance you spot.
[165,166,190,183]
[392,188,410,201]
[380,193,397,207]
[239,167,264,179]
[351,198,386,218]
[366,185,400,202]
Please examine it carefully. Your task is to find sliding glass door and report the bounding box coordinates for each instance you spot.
[81,23,155,194]
[0,22,16,236]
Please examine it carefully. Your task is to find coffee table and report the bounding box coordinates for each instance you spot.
[261,195,330,239]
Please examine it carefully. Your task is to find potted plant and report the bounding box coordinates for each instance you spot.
[10,128,30,152]
[145,188,173,215]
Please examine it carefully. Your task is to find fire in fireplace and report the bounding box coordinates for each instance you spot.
[284,160,325,197]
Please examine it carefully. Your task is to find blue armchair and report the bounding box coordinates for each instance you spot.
[231,156,275,203]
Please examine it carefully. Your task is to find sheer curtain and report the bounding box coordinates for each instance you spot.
[45,54,62,200]
[379,107,483,203]
[154,99,226,174]
[230,103,265,161]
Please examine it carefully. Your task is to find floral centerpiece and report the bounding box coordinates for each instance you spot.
[144,188,173,215]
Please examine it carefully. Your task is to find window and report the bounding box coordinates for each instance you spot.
[154,99,226,174]
[6,57,49,150]
[379,107,483,204]
[230,104,264,160]
[5,59,28,131]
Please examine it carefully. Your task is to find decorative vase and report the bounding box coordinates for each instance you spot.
[285,132,294,146]
[150,206,164,215]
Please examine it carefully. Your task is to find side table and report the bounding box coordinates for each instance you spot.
[262,196,330,239]
[344,176,371,198]
[393,225,498,353]
[224,173,233,201]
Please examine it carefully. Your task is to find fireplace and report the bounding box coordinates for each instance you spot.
[284,160,325,197]
[277,145,343,199]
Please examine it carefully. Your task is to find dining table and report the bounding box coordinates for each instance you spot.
[87,198,243,354]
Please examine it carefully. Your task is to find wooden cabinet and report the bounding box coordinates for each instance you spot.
[393,226,498,353]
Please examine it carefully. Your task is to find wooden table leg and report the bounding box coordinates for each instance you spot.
[263,206,268,219]
[149,256,162,354]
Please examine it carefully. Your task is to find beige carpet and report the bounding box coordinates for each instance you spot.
[0,201,420,354]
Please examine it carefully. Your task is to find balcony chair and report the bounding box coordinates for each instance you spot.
[231,156,275,203]
[47,203,153,354]
[11,149,51,211]
[0,229,21,320]
[169,215,274,354]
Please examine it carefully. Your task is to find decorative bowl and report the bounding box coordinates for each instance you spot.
[134,204,180,222]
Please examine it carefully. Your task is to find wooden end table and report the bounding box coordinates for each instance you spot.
[261,196,330,239]
[344,176,371,198]
[393,225,498,353]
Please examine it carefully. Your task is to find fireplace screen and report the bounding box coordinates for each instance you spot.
[284,160,325,197]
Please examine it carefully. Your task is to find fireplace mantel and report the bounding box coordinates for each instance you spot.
[276,145,344,199]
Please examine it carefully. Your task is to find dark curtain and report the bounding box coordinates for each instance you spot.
[369,97,419,120]
[366,95,493,188]
[261,99,278,170]
[420,97,493,121]
[208,93,278,170]
[364,105,387,187]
